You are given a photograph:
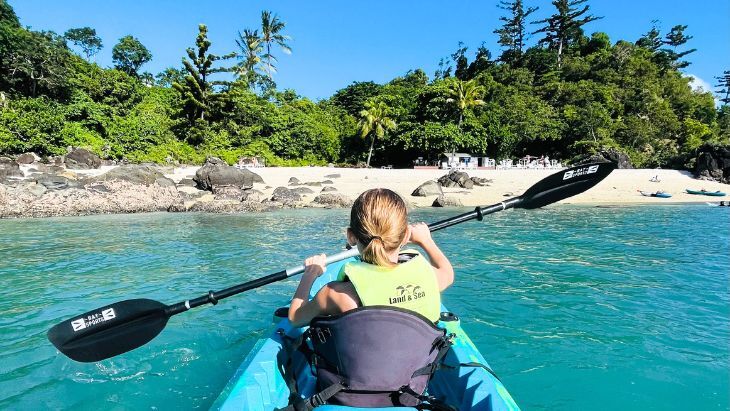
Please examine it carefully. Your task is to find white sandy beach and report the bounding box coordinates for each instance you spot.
[165,166,729,207]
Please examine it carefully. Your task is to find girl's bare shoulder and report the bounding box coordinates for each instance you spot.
[324,280,360,312]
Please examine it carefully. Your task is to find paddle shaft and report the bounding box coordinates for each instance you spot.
[165,196,524,317]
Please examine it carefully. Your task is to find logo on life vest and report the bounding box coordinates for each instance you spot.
[389,284,425,304]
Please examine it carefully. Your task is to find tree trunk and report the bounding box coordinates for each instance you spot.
[557,39,563,69]
[366,133,375,168]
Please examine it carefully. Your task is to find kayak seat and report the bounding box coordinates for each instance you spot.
[281,306,454,410]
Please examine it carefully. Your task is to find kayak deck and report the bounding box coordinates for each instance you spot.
[210,258,519,411]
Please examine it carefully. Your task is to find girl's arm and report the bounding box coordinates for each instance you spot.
[288,254,332,327]
[409,223,454,291]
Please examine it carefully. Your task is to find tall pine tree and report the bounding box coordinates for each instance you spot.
[494,0,538,65]
[716,70,730,105]
[173,24,234,127]
[532,0,601,68]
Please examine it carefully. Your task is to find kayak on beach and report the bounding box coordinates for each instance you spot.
[686,189,726,197]
[638,190,672,198]
[209,257,519,411]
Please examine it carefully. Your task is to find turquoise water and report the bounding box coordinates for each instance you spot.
[0,206,728,410]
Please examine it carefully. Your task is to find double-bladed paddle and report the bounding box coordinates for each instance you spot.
[48,162,615,362]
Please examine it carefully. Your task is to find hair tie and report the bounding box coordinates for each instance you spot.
[370,235,383,244]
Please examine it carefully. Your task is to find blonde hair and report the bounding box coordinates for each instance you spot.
[350,188,408,268]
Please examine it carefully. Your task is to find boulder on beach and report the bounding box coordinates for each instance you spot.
[64,148,101,169]
[15,152,40,164]
[432,195,463,207]
[411,180,443,197]
[321,186,337,192]
[212,185,245,201]
[94,164,175,186]
[471,176,491,186]
[313,193,354,208]
[241,189,265,202]
[178,178,196,187]
[194,157,264,191]
[438,171,473,189]
[695,144,730,184]
[1,180,182,218]
[271,186,301,203]
[292,186,315,195]
[288,177,301,185]
[0,156,23,182]
[35,174,77,190]
[577,148,633,169]
[324,173,341,179]
[304,181,322,187]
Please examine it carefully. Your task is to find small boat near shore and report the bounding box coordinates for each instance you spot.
[686,189,726,197]
[639,190,672,198]
[210,257,519,411]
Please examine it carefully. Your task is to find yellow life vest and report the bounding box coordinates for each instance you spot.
[337,252,441,322]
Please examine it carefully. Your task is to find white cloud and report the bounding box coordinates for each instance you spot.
[685,74,721,107]
[685,74,713,93]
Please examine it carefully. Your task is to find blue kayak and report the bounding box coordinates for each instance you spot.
[210,257,520,411]
[639,190,672,198]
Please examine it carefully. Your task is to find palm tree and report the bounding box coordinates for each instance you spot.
[358,100,396,167]
[234,28,263,89]
[445,79,485,156]
[260,10,291,77]
[446,79,485,129]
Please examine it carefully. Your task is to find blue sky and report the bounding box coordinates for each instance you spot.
[10,0,730,100]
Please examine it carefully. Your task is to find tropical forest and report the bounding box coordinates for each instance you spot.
[1,0,728,169]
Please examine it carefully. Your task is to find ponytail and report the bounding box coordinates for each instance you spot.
[361,236,395,268]
[350,189,408,268]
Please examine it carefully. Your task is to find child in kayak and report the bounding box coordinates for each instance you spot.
[288,188,454,327]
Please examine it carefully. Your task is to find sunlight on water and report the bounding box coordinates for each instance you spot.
[1,206,728,410]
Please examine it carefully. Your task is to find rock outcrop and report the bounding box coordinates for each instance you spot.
[313,193,354,208]
[194,157,264,191]
[94,164,174,186]
[438,171,474,189]
[64,148,101,169]
[695,144,730,183]
[411,180,443,197]
[432,195,463,207]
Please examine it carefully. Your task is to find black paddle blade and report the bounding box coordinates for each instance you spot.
[47,298,169,362]
[519,162,616,209]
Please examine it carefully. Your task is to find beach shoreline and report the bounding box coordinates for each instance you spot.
[1,164,728,219]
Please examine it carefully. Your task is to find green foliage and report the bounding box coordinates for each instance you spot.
[172,24,234,138]
[0,97,66,154]
[0,2,724,171]
[112,35,152,76]
[64,27,102,60]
